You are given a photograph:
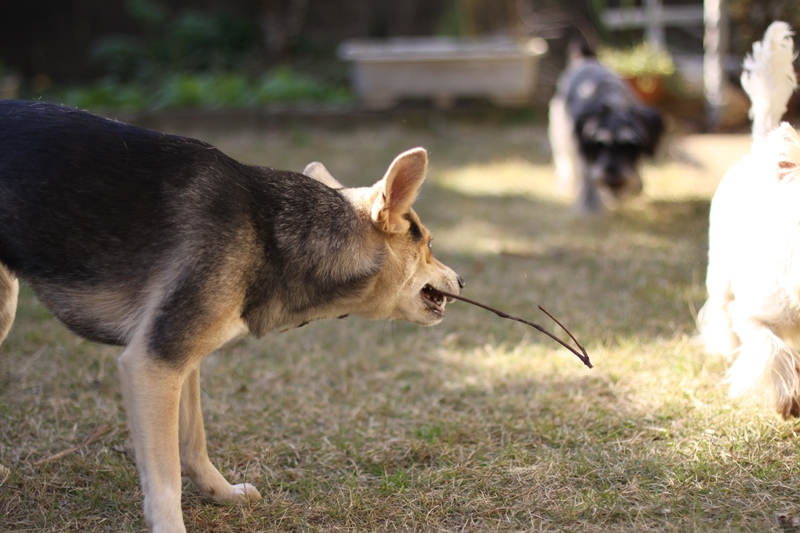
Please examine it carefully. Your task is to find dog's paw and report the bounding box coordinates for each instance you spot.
[229,483,262,503]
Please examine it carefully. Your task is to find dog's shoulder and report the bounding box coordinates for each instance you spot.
[559,60,635,111]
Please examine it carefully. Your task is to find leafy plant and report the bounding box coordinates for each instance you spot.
[59,80,148,111]
[52,0,350,111]
[90,1,261,82]
[598,42,676,78]
[52,68,351,111]
[254,67,350,104]
[166,11,260,72]
[91,37,150,82]
[126,0,167,29]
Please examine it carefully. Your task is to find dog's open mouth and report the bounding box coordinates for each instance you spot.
[421,284,450,315]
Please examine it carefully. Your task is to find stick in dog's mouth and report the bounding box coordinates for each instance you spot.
[426,287,592,369]
[421,284,453,316]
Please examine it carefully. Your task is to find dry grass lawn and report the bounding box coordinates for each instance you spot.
[2,119,798,532]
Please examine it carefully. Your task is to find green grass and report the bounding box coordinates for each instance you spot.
[2,122,796,532]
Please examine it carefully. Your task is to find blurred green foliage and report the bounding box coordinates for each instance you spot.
[94,0,260,78]
[60,81,149,111]
[57,69,351,111]
[126,0,168,29]
[598,43,676,78]
[44,0,350,111]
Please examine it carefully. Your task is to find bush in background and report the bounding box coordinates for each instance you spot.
[57,70,351,111]
[43,0,350,111]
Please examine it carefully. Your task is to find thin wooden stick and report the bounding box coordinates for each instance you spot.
[435,290,592,369]
[34,425,114,466]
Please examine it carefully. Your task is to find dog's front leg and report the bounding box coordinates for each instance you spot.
[0,263,19,345]
[118,342,187,533]
[548,96,579,194]
[179,365,262,503]
[576,166,603,214]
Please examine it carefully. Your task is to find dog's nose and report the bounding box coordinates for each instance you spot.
[605,173,625,190]
[457,275,465,289]
[607,180,625,191]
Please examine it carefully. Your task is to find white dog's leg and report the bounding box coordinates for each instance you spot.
[548,95,579,194]
[179,365,262,503]
[698,298,739,357]
[728,317,800,418]
[698,261,740,356]
[699,160,747,357]
[118,340,187,533]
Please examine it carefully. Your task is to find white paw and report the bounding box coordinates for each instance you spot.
[150,523,187,533]
[230,483,262,502]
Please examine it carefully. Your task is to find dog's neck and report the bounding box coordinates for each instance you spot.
[240,176,385,337]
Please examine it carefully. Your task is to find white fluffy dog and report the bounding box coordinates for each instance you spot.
[699,21,800,418]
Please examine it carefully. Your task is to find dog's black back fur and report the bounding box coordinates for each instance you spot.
[565,61,663,160]
[0,101,382,353]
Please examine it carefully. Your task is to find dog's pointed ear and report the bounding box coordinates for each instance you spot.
[303,161,344,189]
[371,147,428,233]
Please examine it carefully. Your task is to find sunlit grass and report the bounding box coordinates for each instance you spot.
[438,157,569,202]
[3,121,796,532]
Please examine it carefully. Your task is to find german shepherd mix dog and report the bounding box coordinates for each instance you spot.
[0,100,463,532]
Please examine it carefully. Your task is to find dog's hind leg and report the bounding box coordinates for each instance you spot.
[728,318,800,418]
[0,263,19,345]
[179,365,262,503]
[0,264,15,478]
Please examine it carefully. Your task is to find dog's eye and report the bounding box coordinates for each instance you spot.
[580,142,602,160]
[427,238,433,250]
[616,143,640,159]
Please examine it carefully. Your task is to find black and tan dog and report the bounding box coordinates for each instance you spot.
[548,42,664,213]
[0,100,463,532]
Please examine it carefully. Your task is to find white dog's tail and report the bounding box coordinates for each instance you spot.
[741,21,797,141]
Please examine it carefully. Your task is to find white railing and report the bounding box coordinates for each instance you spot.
[601,0,704,49]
